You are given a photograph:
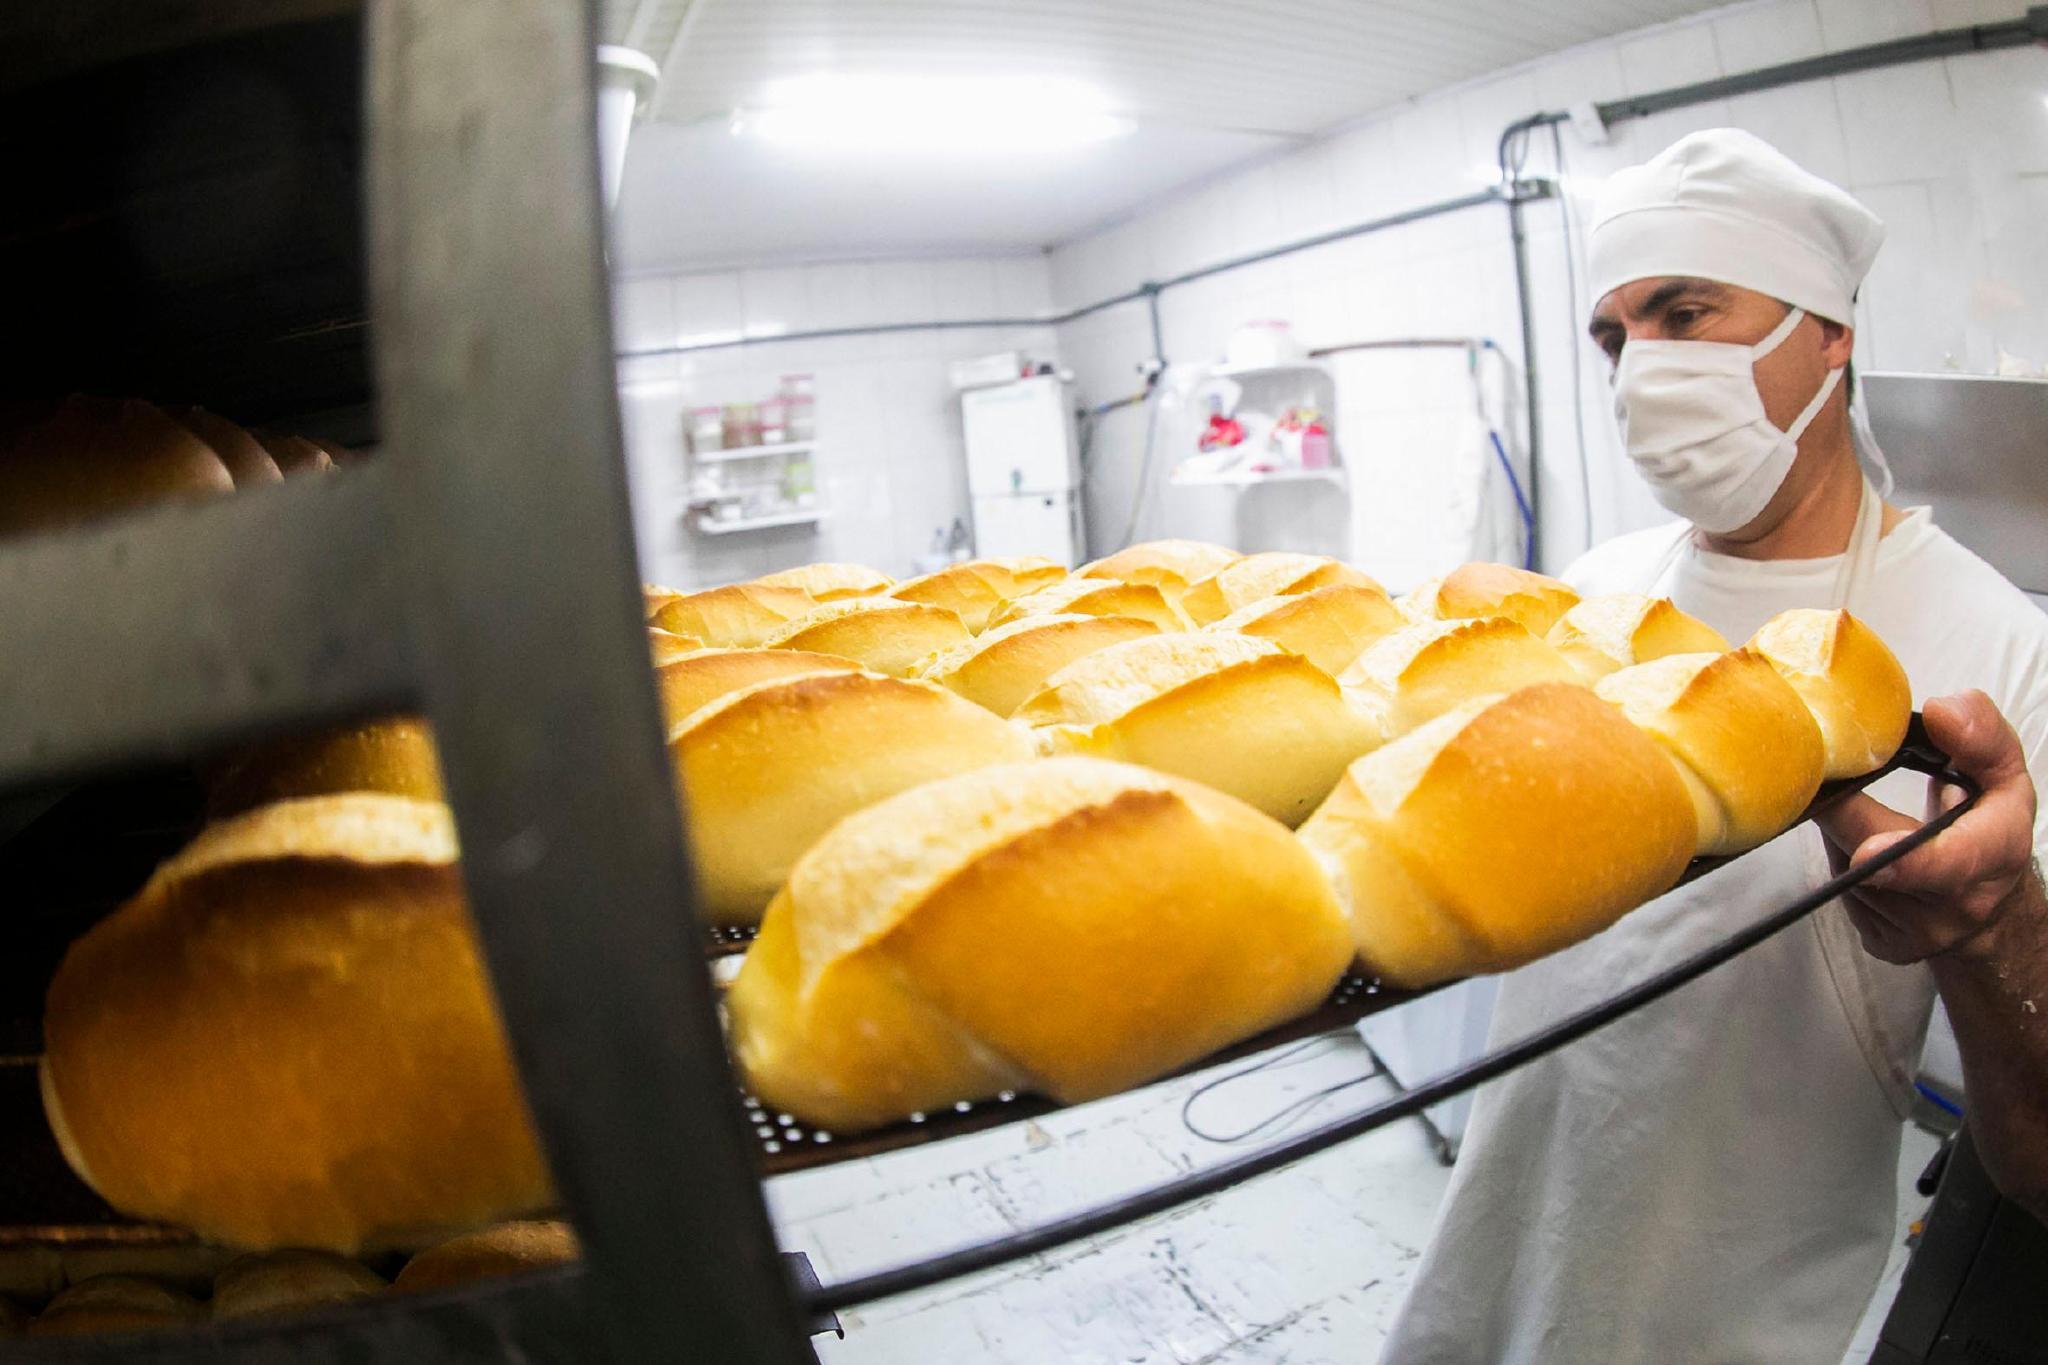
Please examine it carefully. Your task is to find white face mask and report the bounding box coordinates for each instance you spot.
[1612,306,1844,533]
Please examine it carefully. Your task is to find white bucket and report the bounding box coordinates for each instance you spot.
[595,46,661,209]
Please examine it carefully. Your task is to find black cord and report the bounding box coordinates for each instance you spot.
[1179,1036,1384,1144]
[1549,120,1596,557]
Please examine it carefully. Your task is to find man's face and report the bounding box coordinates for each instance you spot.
[1587,275,1852,439]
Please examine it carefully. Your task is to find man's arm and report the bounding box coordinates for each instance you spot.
[1818,691,2048,1221]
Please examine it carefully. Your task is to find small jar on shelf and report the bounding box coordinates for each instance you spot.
[689,405,725,455]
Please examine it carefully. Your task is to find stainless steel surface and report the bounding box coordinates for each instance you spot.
[1864,373,2048,595]
[366,0,812,1359]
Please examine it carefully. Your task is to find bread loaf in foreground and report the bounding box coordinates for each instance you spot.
[211,1251,385,1321]
[1546,593,1729,679]
[762,598,971,676]
[1016,632,1377,825]
[728,757,1351,1132]
[1748,608,1910,779]
[651,583,816,647]
[988,576,1188,633]
[1179,553,1378,626]
[1340,616,1582,741]
[656,647,858,729]
[647,626,706,664]
[0,396,234,536]
[669,671,1035,923]
[1207,584,1406,677]
[172,408,283,488]
[1596,649,1825,855]
[752,562,894,601]
[206,717,444,818]
[919,613,1161,716]
[393,1222,579,1293]
[1299,684,1698,988]
[41,795,551,1251]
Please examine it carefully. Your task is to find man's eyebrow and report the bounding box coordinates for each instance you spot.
[1637,277,1728,315]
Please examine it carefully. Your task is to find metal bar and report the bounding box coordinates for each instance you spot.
[1597,9,2047,126]
[365,1,811,1361]
[805,726,1974,1312]
[1156,188,1506,290]
[1505,193,1545,571]
[0,467,414,795]
[1309,336,1503,356]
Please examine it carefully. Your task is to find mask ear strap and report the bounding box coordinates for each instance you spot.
[1750,305,1807,359]
[1785,364,1845,442]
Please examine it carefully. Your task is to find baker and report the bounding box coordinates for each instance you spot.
[1383,129,2048,1363]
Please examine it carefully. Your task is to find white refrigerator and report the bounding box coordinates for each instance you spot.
[961,376,1083,564]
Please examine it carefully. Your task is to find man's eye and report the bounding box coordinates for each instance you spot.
[1668,307,1703,329]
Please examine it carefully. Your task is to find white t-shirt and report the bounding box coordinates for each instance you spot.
[1381,509,2048,1365]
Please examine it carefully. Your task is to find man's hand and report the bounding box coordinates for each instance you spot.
[1815,690,2041,965]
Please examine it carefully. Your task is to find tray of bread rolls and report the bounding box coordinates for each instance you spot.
[0,542,1969,1331]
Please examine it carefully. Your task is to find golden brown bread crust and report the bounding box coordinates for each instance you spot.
[752,562,895,601]
[728,757,1350,1132]
[670,671,1036,923]
[647,627,705,664]
[643,584,685,618]
[392,1222,578,1293]
[650,583,816,647]
[27,1275,203,1337]
[987,577,1189,633]
[252,431,333,477]
[1207,584,1407,676]
[761,599,972,677]
[656,647,858,729]
[41,795,551,1252]
[1178,553,1379,626]
[1547,593,1730,679]
[888,559,1063,631]
[206,717,444,818]
[919,613,1161,716]
[172,408,283,488]
[1339,616,1583,740]
[1747,608,1911,779]
[1595,650,1826,855]
[1299,684,1699,987]
[1078,540,1240,598]
[0,396,235,537]
[1409,562,1581,636]
[211,1250,385,1321]
[1016,632,1377,825]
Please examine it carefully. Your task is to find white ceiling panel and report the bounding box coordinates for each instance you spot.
[606,0,1737,270]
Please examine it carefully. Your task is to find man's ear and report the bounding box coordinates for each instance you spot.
[1817,317,1855,368]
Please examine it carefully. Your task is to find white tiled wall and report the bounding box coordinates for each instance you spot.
[613,255,1057,590]
[1048,0,2048,577]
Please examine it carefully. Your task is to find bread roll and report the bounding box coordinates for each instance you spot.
[650,583,816,647]
[1300,684,1699,987]
[728,757,1351,1132]
[393,1221,578,1293]
[1404,562,1581,636]
[753,562,895,601]
[1339,617,1582,741]
[761,599,971,677]
[41,795,551,1251]
[172,408,283,488]
[1546,593,1729,680]
[1178,553,1379,626]
[1079,539,1240,604]
[207,717,444,818]
[656,647,857,729]
[253,431,333,477]
[211,1250,385,1321]
[987,577,1188,633]
[1747,608,1910,779]
[889,558,1064,632]
[647,627,705,664]
[1015,633,1377,825]
[919,613,1161,717]
[670,671,1035,923]
[1596,650,1826,855]
[643,583,684,618]
[28,1276,203,1337]
[0,396,234,537]
[1207,584,1406,677]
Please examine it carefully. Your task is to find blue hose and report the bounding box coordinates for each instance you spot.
[1487,427,1537,570]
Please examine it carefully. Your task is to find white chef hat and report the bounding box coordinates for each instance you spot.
[1585,129,1884,324]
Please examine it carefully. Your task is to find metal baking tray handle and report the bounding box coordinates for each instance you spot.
[803,713,1980,1312]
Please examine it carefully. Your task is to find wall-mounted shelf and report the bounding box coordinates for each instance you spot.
[1207,361,1332,382]
[695,440,815,464]
[1171,466,1348,489]
[694,508,825,535]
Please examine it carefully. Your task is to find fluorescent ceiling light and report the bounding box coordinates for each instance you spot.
[731,74,1133,153]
